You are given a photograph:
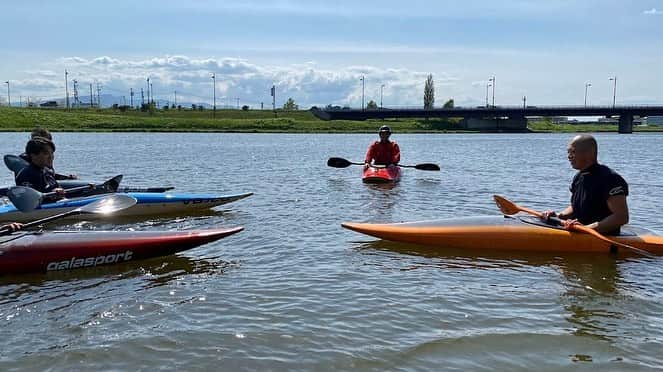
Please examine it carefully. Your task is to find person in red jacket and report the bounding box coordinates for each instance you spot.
[364,125,400,168]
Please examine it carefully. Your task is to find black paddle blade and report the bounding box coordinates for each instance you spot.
[327,157,353,168]
[414,163,440,171]
[103,175,123,192]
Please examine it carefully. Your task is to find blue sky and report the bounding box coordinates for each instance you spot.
[1,0,662,108]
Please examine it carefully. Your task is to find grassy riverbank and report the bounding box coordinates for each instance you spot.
[0,107,661,133]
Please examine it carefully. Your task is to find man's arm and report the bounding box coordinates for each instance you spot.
[392,143,401,165]
[587,195,629,233]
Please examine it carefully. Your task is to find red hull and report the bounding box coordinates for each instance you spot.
[0,227,243,274]
[362,166,401,183]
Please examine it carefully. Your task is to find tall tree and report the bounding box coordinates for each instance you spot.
[283,97,298,111]
[424,74,435,109]
[443,99,454,108]
[366,100,378,109]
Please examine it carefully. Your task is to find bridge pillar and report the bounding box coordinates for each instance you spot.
[618,114,633,134]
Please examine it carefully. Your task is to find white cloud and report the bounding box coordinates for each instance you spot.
[643,8,661,14]
[11,55,441,108]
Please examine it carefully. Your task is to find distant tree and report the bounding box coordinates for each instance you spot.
[171,104,175,109]
[112,103,119,110]
[242,105,249,111]
[366,100,378,109]
[443,99,454,109]
[191,104,197,110]
[198,105,204,111]
[283,97,298,111]
[163,105,169,110]
[424,74,435,109]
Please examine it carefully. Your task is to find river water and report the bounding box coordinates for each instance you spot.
[1,132,663,371]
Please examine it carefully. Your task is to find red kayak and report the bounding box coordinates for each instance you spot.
[362,166,401,184]
[0,227,243,275]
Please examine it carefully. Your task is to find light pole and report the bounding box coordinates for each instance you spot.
[609,76,617,109]
[146,77,150,106]
[211,73,216,118]
[380,84,385,109]
[485,82,492,107]
[65,70,69,109]
[236,97,240,109]
[584,82,591,108]
[359,75,365,110]
[489,76,495,107]
[4,81,9,107]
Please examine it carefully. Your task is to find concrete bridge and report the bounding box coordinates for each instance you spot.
[311,105,663,133]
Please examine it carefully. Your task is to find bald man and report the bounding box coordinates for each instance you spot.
[543,134,629,235]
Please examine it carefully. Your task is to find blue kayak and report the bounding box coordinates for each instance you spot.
[0,192,253,222]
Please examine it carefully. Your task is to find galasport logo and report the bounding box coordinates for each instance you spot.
[46,251,134,271]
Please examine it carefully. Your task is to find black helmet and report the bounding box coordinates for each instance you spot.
[378,125,392,134]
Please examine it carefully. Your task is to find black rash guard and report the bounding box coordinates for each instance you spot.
[570,163,628,234]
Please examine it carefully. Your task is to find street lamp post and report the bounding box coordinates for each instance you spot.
[236,97,240,109]
[359,75,365,110]
[380,84,385,110]
[584,82,591,108]
[4,81,9,107]
[65,70,69,109]
[211,73,216,118]
[146,77,150,106]
[489,76,495,107]
[609,77,617,109]
[485,82,492,108]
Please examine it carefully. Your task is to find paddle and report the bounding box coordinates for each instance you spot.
[0,194,137,235]
[3,154,29,173]
[7,175,123,212]
[327,157,440,171]
[493,195,655,258]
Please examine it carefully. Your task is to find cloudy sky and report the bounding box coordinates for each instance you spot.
[1,0,662,108]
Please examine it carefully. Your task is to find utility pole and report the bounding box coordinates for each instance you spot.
[523,95,526,109]
[96,82,102,108]
[130,88,134,108]
[485,82,491,108]
[174,90,177,107]
[65,70,69,109]
[261,102,264,110]
[584,82,591,108]
[489,76,495,107]
[609,76,617,109]
[359,75,365,110]
[141,88,145,107]
[380,84,385,109]
[150,83,153,104]
[236,97,240,109]
[211,73,216,118]
[72,79,79,107]
[146,78,150,105]
[4,81,9,107]
[271,85,276,112]
[89,83,94,108]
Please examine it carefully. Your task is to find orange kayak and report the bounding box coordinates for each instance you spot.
[362,166,401,183]
[342,215,663,255]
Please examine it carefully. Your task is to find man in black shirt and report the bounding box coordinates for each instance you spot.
[543,134,629,235]
[15,138,65,202]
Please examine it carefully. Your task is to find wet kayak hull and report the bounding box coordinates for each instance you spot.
[0,192,253,222]
[0,227,243,274]
[342,215,663,254]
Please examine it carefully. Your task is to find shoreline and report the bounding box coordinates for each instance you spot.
[1,107,661,133]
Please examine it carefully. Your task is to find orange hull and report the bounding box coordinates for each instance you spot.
[362,166,401,183]
[342,216,663,255]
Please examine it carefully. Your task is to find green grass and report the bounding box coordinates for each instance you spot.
[1,107,660,133]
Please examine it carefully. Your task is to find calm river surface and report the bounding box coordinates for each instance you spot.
[1,132,663,371]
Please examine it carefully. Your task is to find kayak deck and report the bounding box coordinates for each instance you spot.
[342,215,663,254]
[0,226,243,274]
[362,166,401,184]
